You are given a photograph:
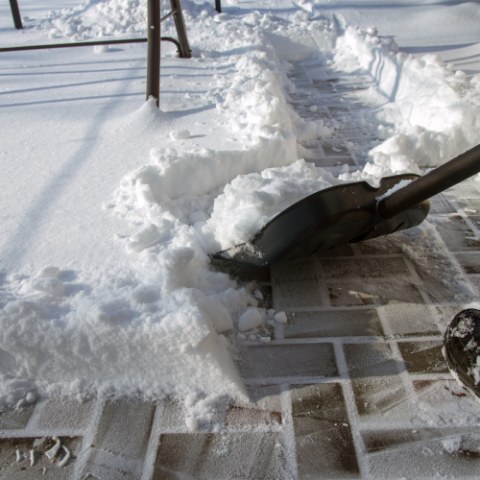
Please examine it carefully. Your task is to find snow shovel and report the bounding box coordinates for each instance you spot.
[213,143,480,267]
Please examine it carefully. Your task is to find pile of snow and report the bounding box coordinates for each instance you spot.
[334,24,480,184]
[201,160,336,251]
[0,261,249,403]
[1,0,480,417]
[38,0,148,40]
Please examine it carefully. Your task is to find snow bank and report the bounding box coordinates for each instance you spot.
[39,0,148,40]
[334,25,480,183]
[0,221,254,408]
[0,2,334,411]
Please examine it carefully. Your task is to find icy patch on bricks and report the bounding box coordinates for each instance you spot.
[411,380,480,427]
[399,222,476,303]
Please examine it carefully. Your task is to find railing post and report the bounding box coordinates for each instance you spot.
[147,0,161,107]
[9,0,23,29]
[170,0,192,58]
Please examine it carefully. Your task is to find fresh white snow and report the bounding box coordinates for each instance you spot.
[1,0,480,417]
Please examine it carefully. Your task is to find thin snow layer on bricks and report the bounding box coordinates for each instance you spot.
[80,400,155,480]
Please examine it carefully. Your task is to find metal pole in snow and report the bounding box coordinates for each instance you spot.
[9,0,23,29]
[147,0,161,107]
[169,0,192,58]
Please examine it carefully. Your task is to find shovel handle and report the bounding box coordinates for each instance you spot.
[378,143,480,219]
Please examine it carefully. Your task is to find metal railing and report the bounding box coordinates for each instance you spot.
[2,0,192,106]
[9,0,22,29]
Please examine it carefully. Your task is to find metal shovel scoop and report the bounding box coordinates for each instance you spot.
[214,144,480,267]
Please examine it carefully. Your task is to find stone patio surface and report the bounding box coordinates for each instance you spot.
[2,43,480,480]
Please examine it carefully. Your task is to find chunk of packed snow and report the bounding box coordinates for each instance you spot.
[274,312,288,324]
[169,129,191,141]
[238,307,265,332]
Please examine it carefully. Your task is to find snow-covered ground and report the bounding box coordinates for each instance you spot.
[1,0,480,416]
